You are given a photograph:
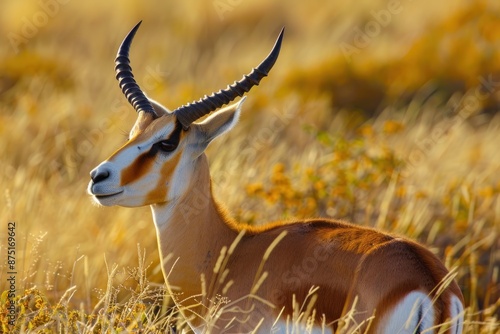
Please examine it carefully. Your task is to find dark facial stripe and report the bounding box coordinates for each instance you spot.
[162,120,183,148]
[120,120,184,186]
[144,151,181,204]
[120,146,157,186]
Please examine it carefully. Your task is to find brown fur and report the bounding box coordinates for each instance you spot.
[120,149,156,186]
[145,152,181,204]
[98,110,463,332]
[151,154,464,333]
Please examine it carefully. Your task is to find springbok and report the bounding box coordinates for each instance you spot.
[88,21,464,333]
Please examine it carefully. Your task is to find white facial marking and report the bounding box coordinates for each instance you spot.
[112,122,175,167]
[88,121,177,207]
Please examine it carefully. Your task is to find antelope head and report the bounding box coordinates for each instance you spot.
[88,22,283,208]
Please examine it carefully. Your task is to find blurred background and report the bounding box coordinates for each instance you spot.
[0,0,499,330]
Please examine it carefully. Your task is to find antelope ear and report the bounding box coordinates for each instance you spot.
[193,97,245,147]
[149,98,171,117]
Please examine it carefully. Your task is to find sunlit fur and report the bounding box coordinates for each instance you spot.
[89,98,464,333]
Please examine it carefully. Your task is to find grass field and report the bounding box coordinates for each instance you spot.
[0,0,499,332]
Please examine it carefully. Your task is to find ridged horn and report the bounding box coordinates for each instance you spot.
[115,21,157,117]
[173,27,284,128]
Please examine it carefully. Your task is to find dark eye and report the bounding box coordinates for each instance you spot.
[158,140,177,152]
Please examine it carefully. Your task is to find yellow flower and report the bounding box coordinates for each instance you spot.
[396,186,407,198]
[246,183,264,195]
[359,124,374,138]
[273,162,286,174]
[478,186,494,199]
[383,120,405,134]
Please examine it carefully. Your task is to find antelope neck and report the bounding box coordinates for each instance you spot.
[150,154,238,292]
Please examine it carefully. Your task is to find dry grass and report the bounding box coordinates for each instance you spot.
[0,0,499,332]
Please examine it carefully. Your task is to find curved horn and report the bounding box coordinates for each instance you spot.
[115,21,157,117]
[173,27,284,128]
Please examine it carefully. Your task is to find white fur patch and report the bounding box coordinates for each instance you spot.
[271,319,333,334]
[449,295,464,334]
[380,291,434,333]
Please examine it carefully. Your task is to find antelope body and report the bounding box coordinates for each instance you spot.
[88,22,464,333]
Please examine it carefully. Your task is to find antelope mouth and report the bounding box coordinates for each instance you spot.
[94,191,123,199]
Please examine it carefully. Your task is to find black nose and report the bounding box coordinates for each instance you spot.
[91,169,110,183]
